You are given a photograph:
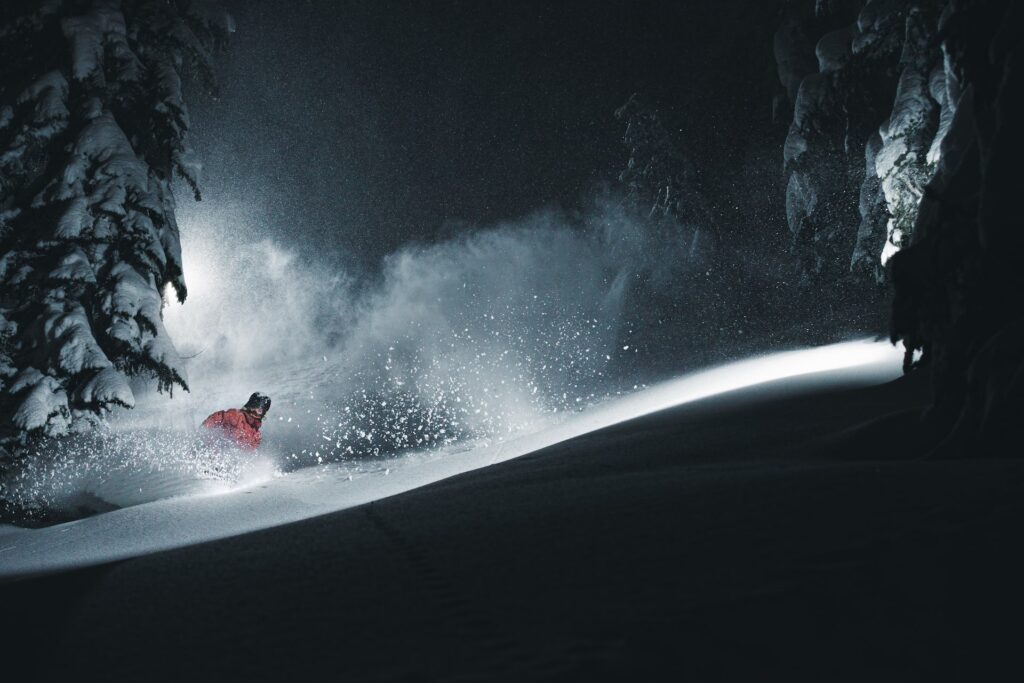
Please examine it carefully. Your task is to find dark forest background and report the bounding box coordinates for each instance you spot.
[195,0,787,263]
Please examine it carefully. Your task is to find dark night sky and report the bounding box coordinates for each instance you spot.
[188,0,786,265]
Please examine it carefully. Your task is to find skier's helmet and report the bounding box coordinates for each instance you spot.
[244,392,272,415]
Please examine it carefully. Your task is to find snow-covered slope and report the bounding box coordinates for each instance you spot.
[0,340,903,579]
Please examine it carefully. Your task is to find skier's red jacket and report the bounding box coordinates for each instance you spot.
[201,408,263,449]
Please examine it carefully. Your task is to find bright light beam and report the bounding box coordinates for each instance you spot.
[484,337,904,465]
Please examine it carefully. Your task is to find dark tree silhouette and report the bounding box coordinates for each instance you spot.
[890,0,1024,456]
[615,92,712,253]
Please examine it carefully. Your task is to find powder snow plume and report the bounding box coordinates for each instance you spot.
[160,202,674,466]
[3,197,712,518]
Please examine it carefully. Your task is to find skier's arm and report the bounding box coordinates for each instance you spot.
[201,411,225,429]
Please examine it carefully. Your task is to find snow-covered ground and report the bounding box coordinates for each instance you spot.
[0,339,903,579]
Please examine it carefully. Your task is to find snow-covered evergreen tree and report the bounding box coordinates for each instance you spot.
[776,0,948,285]
[612,94,732,371]
[615,93,712,237]
[775,0,1023,455]
[0,1,229,462]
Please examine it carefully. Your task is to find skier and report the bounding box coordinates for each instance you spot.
[201,392,271,449]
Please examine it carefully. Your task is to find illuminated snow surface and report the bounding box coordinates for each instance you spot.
[0,339,903,578]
